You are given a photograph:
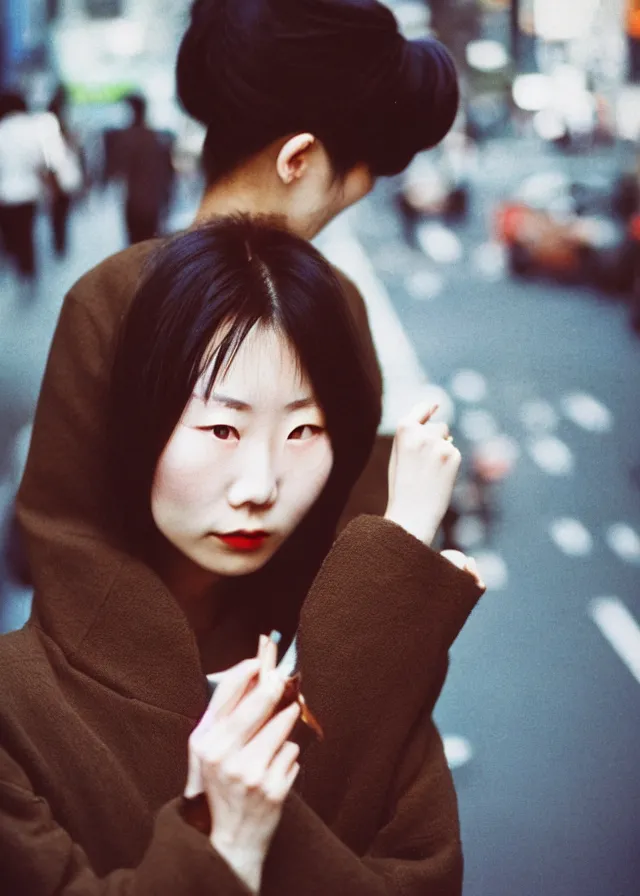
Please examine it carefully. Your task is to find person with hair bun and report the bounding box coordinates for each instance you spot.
[177,0,458,227]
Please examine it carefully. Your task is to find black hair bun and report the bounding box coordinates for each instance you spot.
[174,0,459,182]
[411,38,460,150]
[176,0,228,126]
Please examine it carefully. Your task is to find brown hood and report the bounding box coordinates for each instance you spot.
[16,239,382,719]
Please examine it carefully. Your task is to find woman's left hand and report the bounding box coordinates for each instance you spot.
[440,549,486,590]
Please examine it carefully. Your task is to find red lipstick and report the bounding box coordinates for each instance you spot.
[216,531,269,552]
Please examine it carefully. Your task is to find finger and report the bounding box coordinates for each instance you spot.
[423,422,450,441]
[183,751,203,798]
[267,761,301,803]
[217,669,290,751]
[400,400,439,429]
[240,701,301,770]
[258,631,280,684]
[464,557,486,589]
[267,740,300,778]
[257,634,269,683]
[201,657,261,726]
[263,740,300,797]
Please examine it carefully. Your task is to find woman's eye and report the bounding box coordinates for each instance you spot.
[289,424,323,441]
[211,424,238,441]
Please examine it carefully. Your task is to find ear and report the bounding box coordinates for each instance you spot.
[276,133,317,185]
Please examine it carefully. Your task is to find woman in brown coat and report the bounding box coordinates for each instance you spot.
[1,218,483,894]
[6,1,479,892]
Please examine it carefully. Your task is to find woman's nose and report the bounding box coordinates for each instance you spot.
[226,449,278,509]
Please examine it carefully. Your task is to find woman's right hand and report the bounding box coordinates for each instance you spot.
[384,401,461,547]
[186,652,301,893]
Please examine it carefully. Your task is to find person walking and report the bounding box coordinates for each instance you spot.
[114,93,175,244]
[0,91,43,284]
[45,85,85,258]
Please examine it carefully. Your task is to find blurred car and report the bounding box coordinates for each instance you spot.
[494,171,636,292]
[395,138,474,246]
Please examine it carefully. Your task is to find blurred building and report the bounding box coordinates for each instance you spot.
[0,0,53,89]
[49,0,191,127]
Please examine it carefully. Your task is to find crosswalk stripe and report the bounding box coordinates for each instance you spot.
[589,597,640,686]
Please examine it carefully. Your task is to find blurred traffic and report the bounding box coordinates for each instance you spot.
[1,2,639,895]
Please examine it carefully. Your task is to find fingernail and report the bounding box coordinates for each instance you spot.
[269,630,282,645]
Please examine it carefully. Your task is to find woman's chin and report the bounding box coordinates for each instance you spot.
[195,541,280,577]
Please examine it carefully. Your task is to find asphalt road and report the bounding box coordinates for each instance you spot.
[351,141,640,896]
[1,139,639,895]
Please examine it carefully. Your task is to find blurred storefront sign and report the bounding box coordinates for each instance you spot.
[627,0,640,38]
[628,0,640,81]
[529,0,600,41]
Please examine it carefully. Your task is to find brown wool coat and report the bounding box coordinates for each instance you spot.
[1,241,484,894]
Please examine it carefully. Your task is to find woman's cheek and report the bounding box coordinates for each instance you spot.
[153,431,220,506]
[288,437,333,494]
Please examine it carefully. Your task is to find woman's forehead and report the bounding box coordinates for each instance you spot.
[195,323,311,403]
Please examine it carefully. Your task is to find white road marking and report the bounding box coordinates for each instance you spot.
[549,518,593,556]
[605,524,640,565]
[459,408,499,442]
[519,399,558,433]
[416,222,463,264]
[560,392,613,433]
[474,551,508,590]
[528,436,574,475]
[472,241,507,280]
[450,369,488,403]
[589,597,640,685]
[318,216,432,434]
[405,269,444,301]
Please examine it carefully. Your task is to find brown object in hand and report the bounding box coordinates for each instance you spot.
[275,672,324,744]
[181,672,323,836]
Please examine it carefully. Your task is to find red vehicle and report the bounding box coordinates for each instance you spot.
[494,172,633,291]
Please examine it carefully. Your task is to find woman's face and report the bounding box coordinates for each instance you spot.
[151,323,334,580]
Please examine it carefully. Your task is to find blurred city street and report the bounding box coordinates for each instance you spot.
[2,0,640,892]
[1,131,639,895]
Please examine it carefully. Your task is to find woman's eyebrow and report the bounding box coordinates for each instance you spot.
[208,393,316,412]
[208,393,251,411]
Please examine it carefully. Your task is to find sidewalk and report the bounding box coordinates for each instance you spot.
[0,185,128,467]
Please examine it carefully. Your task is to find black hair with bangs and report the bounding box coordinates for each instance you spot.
[107,216,380,636]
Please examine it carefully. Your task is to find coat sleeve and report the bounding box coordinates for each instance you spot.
[0,749,251,896]
[262,717,463,896]
[296,515,483,832]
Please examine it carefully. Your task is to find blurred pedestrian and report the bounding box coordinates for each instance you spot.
[115,93,175,244]
[45,85,85,258]
[0,91,42,283]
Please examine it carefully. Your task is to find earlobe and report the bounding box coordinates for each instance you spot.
[276,133,316,185]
